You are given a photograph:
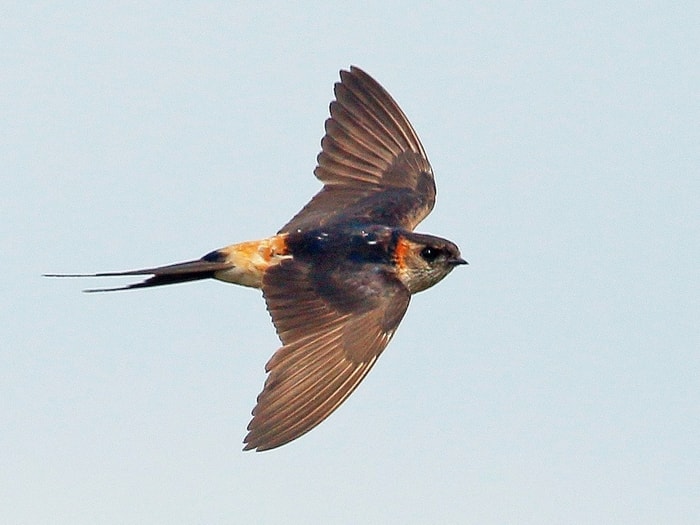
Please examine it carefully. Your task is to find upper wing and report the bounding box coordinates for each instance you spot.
[244,257,410,451]
[279,66,436,234]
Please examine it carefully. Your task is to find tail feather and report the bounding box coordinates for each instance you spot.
[45,258,233,292]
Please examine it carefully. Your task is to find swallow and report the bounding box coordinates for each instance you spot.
[47,66,467,451]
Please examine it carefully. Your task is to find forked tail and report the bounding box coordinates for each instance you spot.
[45,235,290,292]
[44,253,233,292]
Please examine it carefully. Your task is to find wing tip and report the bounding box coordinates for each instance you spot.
[242,434,284,453]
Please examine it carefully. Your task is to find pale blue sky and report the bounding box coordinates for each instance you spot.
[3,3,699,523]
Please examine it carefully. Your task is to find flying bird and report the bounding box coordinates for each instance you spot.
[48,66,467,451]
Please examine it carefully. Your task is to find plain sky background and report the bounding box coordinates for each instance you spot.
[3,3,698,524]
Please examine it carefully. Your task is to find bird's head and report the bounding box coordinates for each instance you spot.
[393,231,467,294]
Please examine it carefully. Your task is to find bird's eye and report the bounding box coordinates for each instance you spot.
[420,247,441,262]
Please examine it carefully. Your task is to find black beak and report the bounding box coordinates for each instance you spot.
[450,257,468,266]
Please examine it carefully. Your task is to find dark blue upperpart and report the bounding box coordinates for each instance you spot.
[286,223,400,267]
